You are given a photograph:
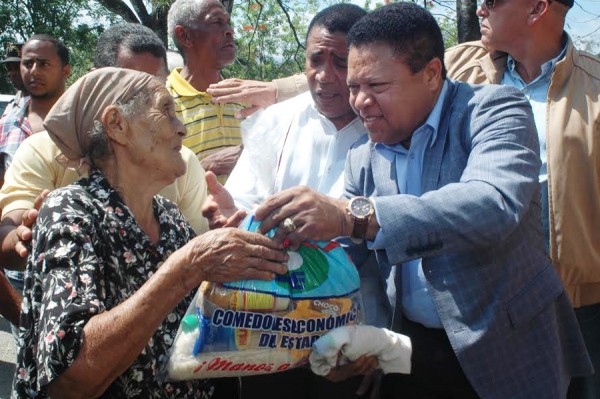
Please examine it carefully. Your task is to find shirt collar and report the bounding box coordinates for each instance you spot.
[423,79,448,148]
[506,40,568,85]
[7,97,30,121]
[167,67,211,99]
[375,79,449,157]
[307,92,361,134]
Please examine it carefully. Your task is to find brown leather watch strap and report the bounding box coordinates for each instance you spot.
[352,217,369,240]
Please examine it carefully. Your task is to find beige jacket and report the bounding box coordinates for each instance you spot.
[445,37,600,307]
[274,73,308,102]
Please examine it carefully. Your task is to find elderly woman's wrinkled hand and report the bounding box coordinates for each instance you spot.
[253,186,351,250]
[183,228,288,288]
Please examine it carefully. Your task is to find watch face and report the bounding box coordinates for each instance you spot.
[350,197,372,218]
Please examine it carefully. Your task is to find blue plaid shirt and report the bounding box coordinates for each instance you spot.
[1,91,28,118]
[0,97,31,179]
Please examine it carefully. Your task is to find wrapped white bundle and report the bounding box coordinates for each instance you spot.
[309,325,412,376]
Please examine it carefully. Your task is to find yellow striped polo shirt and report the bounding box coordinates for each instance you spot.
[166,68,245,163]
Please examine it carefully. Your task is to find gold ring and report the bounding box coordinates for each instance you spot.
[283,218,297,233]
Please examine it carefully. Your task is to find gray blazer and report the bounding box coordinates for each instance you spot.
[345,80,592,399]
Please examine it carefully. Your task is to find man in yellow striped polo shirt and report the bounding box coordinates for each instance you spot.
[167,0,245,183]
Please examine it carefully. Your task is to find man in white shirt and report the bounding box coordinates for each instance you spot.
[202,5,383,399]
[224,88,364,211]
[203,4,366,227]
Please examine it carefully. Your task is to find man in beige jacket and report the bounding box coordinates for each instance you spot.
[444,2,600,396]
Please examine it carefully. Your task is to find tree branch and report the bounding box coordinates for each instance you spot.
[293,45,303,71]
[247,0,263,60]
[129,0,151,26]
[221,0,234,15]
[274,0,305,52]
[96,0,140,23]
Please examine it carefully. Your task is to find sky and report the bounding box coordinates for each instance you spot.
[565,0,600,39]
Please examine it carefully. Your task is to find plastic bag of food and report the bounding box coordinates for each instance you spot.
[162,214,363,380]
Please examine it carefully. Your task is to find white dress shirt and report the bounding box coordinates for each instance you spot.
[226,91,367,209]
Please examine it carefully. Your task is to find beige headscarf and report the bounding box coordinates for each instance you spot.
[43,67,156,172]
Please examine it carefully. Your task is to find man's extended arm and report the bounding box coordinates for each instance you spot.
[0,133,61,268]
[0,205,43,270]
[0,188,50,269]
[253,85,540,259]
[346,85,540,265]
[200,144,243,178]
[207,74,309,119]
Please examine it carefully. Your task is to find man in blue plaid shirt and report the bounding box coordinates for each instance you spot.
[0,98,32,182]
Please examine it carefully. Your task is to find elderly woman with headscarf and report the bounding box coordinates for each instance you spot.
[12,68,289,399]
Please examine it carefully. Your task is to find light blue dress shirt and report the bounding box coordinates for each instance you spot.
[501,43,567,250]
[369,81,449,328]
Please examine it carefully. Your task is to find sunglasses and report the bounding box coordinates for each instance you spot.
[484,0,559,10]
[483,0,497,9]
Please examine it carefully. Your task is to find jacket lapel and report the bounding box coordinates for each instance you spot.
[480,51,508,84]
[421,81,458,194]
[370,142,400,195]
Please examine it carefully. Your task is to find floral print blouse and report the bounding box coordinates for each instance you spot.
[12,170,213,398]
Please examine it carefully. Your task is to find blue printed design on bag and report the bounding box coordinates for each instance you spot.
[223,214,360,299]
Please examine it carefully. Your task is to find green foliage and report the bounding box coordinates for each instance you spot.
[0,0,114,93]
[223,0,319,80]
[435,10,459,49]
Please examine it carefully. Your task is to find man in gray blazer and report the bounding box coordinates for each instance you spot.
[254,3,592,398]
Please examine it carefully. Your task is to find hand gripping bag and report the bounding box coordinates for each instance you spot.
[163,214,363,380]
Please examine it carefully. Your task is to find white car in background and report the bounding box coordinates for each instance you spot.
[0,94,15,115]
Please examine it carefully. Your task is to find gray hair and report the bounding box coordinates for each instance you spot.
[167,0,211,57]
[85,89,151,166]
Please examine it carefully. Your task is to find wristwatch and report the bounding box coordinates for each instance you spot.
[347,196,374,243]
